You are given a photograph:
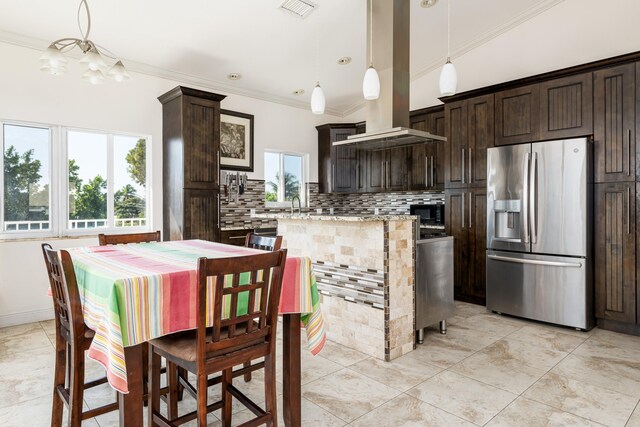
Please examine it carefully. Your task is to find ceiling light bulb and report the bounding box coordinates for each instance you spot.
[311,83,325,115]
[362,65,380,100]
[107,60,131,82]
[439,58,457,96]
[80,49,107,71]
[82,69,106,85]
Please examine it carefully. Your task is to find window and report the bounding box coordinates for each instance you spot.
[0,119,151,239]
[264,151,305,204]
[2,124,51,232]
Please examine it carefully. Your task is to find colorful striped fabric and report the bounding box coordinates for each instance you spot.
[64,240,326,394]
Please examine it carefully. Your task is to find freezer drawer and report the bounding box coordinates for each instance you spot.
[486,250,594,330]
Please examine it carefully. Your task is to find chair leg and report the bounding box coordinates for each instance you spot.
[264,355,278,427]
[243,362,252,382]
[221,369,233,427]
[51,343,66,427]
[148,348,161,427]
[177,366,187,401]
[166,362,179,420]
[68,349,85,427]
[142,342,149,407]
[197,372,209,427]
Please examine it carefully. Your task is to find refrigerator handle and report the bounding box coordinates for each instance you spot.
[522,152,530,244]
[487,254,583,268]
[530,152,538,244]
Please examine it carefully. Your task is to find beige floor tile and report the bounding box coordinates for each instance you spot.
[349,354,442,392]
[0,393,98,427]
[0,323,51,354]
[523,372,638,427]
[507,325,588,353]
[486,397,605,427]
[627,403,640,427]
[574,338,640,364]
[301,368,400,423]
[589,328,640,353]
[0,346,55,409]
[350,394,474,427]
[455,313,525,337]
[449,350,546,394]
[427,323,505,352]
[479,336,569,371]
[40,319,56,337]
[551,354,640,399]
[316,340,369,367]
[454,301,488,318]
[406,370,517,425]
[276,346,342,385]
[406,336,477,369]
[0,322,43,340]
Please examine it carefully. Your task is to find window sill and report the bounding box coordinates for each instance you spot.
[0,226,152,243]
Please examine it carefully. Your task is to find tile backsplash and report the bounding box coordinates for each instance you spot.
[220,179,444,230]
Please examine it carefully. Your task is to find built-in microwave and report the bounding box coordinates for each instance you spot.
[410,204,445,226]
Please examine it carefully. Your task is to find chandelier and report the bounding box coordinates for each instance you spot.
[40,0,131,84]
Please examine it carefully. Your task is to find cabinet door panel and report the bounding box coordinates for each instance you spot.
[594,63,636,182]
[445,189,468,299]
[408,144,427,190]
[469,188,487,301]
[432,110,446,188]
[540,73,593,140]
[184,97,220,189]
[387,147,407,191]
[367,150,386,192]
[594,183,636,323]
[445,101,468,188]
[333,145,358,193]
[184,189,219,242]
[468,95,494,187]
[495,84,540,146]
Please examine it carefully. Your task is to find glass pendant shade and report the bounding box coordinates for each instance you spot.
[40,63,68,76]
[362,66,380,100]
[311,83,325,115]
[80,49,107,71]
[107,60,131,82]
[82,69,106,85]
[40,44,68,69]
[439,59,457,96]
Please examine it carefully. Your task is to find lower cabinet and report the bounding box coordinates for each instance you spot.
[445,187,487,304]
[594,182,637,324]
[219,228,253,246]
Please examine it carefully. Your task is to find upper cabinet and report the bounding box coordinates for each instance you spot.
[445,94,494,188]
[317,124,357,193]
[495,73,593,146]
[366,147,407,192]
[408,107,445,191]
[594,63,637,183]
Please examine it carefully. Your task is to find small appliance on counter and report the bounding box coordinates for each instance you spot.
[410,204,446,239]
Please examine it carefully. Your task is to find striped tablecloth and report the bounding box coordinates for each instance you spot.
[64,240,326,393]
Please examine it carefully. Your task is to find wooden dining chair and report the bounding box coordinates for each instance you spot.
[244,233,283,252]
[41,244,119,427]
[148,249,288,427]
[98,230,161,245]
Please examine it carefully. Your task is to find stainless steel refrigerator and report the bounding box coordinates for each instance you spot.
[486,138,594,330]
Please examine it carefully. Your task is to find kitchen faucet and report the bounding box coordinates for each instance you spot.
[290,195,302,215]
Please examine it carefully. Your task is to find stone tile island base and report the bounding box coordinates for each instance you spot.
[260,214,416,361]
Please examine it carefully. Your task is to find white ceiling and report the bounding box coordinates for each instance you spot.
[0,0,563,115]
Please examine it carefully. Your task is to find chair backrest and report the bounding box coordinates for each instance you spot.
[195,249,287,360]
[98,230,161,246]
[41,244,86,343]
[244,233,283,252]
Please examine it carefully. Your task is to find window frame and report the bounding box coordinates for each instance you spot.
[0,118,152,241]
[264,149,307,208]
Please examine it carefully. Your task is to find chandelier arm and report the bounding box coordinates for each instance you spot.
[93,44,119,61]
[77,0,92,41]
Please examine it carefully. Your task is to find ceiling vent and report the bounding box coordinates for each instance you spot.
[278,0,318,19]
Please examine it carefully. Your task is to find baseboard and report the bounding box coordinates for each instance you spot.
[0,308,54,328]
[597,318,640,337]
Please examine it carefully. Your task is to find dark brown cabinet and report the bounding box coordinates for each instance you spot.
[539,73,593,140]
[159,86,225,242]
[220,228,253,246]
[445,95,494,188]
[366,148,407,192]
[445,188,487,304]
[409,108,445,190]
[595,182,636,324]
[317,124,358,193]
[594,63,637,183]
[495,84,540,146]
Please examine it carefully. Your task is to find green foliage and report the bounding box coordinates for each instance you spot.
[265,192,277,202]
[266,172,300,201]
[114,184,145,219]
[125,139,146,187]
[70,175,107,220]
[3,145,45,221]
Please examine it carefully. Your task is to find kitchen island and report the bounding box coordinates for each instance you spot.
[254,213,416,360]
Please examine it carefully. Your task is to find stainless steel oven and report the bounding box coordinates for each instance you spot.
[410,204,444,227]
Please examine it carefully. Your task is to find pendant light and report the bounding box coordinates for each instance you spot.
[362,0,380,100]
[310,1,325,114]
[439,0,457,96]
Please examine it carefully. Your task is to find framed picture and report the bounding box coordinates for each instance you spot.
[220,109,254,172]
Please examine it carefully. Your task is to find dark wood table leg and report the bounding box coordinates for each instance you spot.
[282,313,301,427]
[119,344,144,426]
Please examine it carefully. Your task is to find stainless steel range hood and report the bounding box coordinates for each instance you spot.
[334,0,446,150]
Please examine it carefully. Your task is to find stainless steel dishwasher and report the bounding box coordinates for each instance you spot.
[415,236,454,344]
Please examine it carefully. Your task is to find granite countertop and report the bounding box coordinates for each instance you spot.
[252,213,417,222]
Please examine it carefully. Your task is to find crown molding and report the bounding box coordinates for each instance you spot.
[0,29,345,117]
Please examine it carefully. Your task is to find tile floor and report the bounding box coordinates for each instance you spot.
[1,301,640,426]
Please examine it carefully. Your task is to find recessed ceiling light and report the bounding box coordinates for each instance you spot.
[227,73,241,80]
[420,0,438,8]
[337,57,352,65]
[292,89,305,96]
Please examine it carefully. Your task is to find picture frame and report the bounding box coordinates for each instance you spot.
[220,109,254,172]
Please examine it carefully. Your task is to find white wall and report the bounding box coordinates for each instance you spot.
[0,40,326,327]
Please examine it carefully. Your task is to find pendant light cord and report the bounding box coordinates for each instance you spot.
[447,0,451,61]
[369,0,373,67]
[316,0,320,84]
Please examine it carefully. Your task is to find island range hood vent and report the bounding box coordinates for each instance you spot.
[336,0,446,150]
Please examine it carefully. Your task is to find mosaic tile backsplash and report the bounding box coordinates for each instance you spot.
[220,179,444,230]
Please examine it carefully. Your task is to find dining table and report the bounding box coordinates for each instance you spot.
[63,239,326,427]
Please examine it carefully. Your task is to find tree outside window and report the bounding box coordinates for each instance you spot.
[264,151,304,203]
